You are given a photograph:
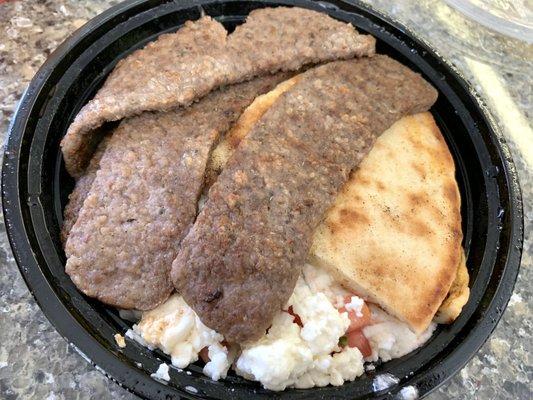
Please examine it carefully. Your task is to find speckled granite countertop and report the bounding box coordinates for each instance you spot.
[0,1,531,399]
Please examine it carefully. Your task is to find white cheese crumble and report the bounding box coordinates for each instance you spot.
[151,363,170,382]
[301,263,349,304]
[203,343,234,381]
[363,306,436,362]
[292,278,349,355]
[133,294,233,381]
[345,296,364,317]
[132,263,436,391]
[234,277,362,391]
[292,347,364,389]
[235,312,314,390]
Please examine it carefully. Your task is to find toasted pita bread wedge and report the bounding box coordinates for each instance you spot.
[208,80,467,334]
[434,250,470,324]
[310,113,465,333]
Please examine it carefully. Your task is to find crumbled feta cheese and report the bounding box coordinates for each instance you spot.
[134,295,233,380]
[345,296,364,317]
[203,343,234,381]
[133,265,436,391]
[293,347,364,389]
[301,263,349,304]
[151,363,170,381]
[363,305,435,362]
[291,279,350,355]
[235,312,313,390]
[235,277,360,390]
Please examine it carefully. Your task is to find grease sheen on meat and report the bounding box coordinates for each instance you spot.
[65,74,289,310]
[60,7,375,177]
[171,56,438,343]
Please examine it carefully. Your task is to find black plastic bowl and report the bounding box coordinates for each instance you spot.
[1,0,523,399]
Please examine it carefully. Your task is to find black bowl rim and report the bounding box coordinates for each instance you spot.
[1,0,524,399]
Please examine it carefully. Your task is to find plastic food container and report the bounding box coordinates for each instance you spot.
[1,0,523,398]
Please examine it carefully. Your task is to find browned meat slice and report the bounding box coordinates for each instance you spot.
[61,7,376,177]
[61,16,227,177]
[171,56,438,343]
[61,135,111,244]
[65,74,289,310]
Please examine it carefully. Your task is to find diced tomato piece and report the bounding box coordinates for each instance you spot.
[346,330,372,358]
[288,306,303,327]
[199,347,210,363]
[338,295,371,332]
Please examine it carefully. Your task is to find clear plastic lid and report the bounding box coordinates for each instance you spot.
[444,0,533,43]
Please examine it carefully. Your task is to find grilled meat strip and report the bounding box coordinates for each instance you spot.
[61,7,375,177]
[65,74,289,310]
[171,56,438,343]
